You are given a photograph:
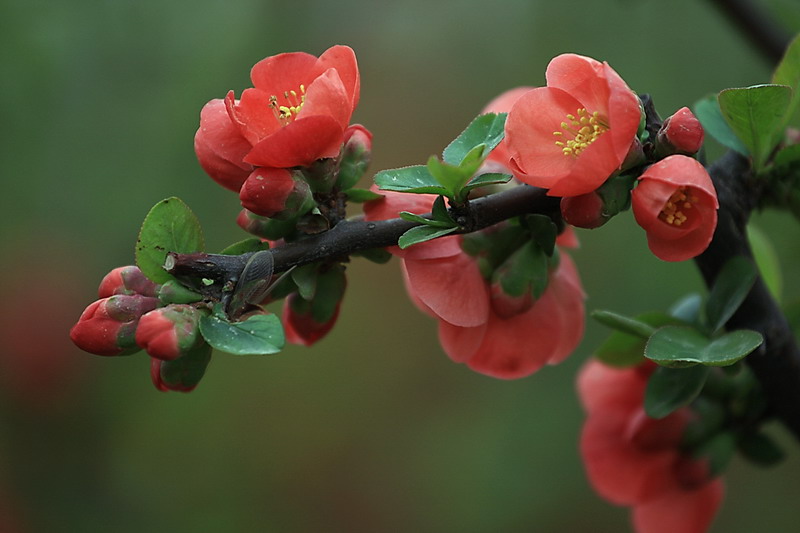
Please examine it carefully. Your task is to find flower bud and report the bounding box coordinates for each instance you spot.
[239,167,314,219]
[157,280,203,305]
[70,294,159,356]
[656,107,705,156]
[560,192,608,229]
[282,266,346,346]
[236,209,297,241]
[336,124,373,190]
[489,279,533,318]
[150,340,211,392]
[135,304,202,360]
[98,265,159,298]
[299,157,339,194]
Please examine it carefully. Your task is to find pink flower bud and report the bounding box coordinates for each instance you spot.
[657,107,705,156]
[98,265,159,298]
[150,358,196,392]
[560,191,608,229]
[149,342,212,393]
[70,295,159,356]
[239,167,313,219]
[282,293,341,346]
[489,279,533,318]
[135,304,202,360]
[236,209,296,240]
[335,124,373,189]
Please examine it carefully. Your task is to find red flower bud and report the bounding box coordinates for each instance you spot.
[657,107,705,156]
[283,293,341,346]
[236,209,297,240]
[632,155,718,262]
[70,295,159,356]
[98,265,159,298]
[135,304,202,360]
[239,168,313,219]
[336,124,373,189]
[150,341,212,393]
[560,191,608,229]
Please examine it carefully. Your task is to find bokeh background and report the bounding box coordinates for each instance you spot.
[2,0,800,531]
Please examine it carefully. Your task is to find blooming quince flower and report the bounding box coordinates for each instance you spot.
[504,54,641,197]
[632,155,718,262]
[363,189,585,379]
[578,359,724,533]
[194,45,360,190]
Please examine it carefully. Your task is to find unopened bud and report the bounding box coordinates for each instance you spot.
[239,168,314,219]
[560,192,608,229]
[157,280,203,305]
[283,266,346,346]
[150,340,211,392]
[336,124,373,190]
[236,209,297,241]
[98,266,159,298]
[70,294,159,356]
[135,304,202,360]
[299,157,339,194]
[656,107,704,156]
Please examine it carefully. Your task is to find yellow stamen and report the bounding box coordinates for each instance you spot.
[659,186,696,227]
[552,108,609,158]
[267,84,307,126]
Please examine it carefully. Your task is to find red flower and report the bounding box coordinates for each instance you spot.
[504,54,641,197]
[578,359,724,533]
[364,190,585,379]
[194,45,360,191]
[632,155,718,262]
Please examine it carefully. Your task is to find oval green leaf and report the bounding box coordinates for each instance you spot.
[442,112,507,166]
[706,256,758,333]
[645,365,710,419]
[645,326,763,367]
[199,312,285,355]
[374,165,446,195]
[595,311,685,368]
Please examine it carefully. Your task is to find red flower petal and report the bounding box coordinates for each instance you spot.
[438,321,486,363]
[316,45,360,110]
[545,54,610,114]
[632,480,724,533]
[298,68,352,129]
[244,115,344,168]
[250,51,318,98]
[577,360,648,415]
[194,99,252,191]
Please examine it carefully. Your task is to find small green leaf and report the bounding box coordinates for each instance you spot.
[374,165,447,195]
[398,225,459,249]
[591,310,657,339]
[669,293,703,324]
[462,172,513,194]
[738,430,786,467]
[199,309,285,355]
[398,211,453,228]
[310,266,347,324]
[291,264,318,301]
[136,197,204,284]
[693,95,749,156]
[219,238,270,255]
[718,85,793,171]
[442,113,507,166]
[343,188,384,203]
[645,326,763,367]
[595,311,684,367]
[645,365,710,419]
[159,341,212,390]
[706,256,758,333]
[524,214,557,257]
[772,34,800,128]
[427,156,472,199]
[694,431,737,476]
[431,195,455,224]
[497,241,548,299]
[747,225,782,302]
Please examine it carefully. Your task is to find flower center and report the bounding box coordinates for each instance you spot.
[268,85,306,126]
[659,186,698,227]
[553,108,609,157]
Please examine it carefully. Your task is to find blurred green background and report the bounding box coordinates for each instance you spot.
[2,0,800,531]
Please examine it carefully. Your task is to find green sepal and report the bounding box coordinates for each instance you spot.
[595,311,684,368]
[343,188,384,203]
[159,341,212,390]
[738,430,786,467]
[522,214,557,257]
[352,247,392,264]
[644,365,710,419]
[645,326,763,367]
[157,280,204,305]
[442,112,507,166]
[136,197,204,284]
[461,173,513,195]
[693,95,749,156]
[426,155,475,202]
[692,431,737,477]
[496,241,548,299]
[706,256,758,334]
[590,309,657,339]
[291,264,318,301]
[309,266,347,324]
[374,165,447,195]
[199,305,284,356]
[397,225,459,249]
[219,238,271,256]
[718,84,792,172]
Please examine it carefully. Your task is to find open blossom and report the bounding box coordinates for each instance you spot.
[194,45,360,191]
[504,54,641,197]
[578,359,724,533]
[632,155,718,262]
[364,190,585,379]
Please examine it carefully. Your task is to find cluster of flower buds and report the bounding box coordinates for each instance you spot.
[70,266,210,392]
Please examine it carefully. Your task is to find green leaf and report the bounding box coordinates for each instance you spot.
[309,266,347,324]
[497,241,548,299]
[136,197,204,284]
[645,365,710,419]
[524,214,557,257]
[398,211,453,228]
[462,172,513,194]
[374,165,447,195]
[219,238,270,255]
[159,341,212,390]
[694,431,737,476]
[595,311,684,367]
[645,326,763,367]
[706,256,758,333]
[431,195,453,224]
[773,143,800,169]
[772,34,800,129]
[343,188,384,203]
[669,293,703,324]
[291,264,318,301]
[398,225,459,249]
[590,309,657,339]
[427,156,472,199]
[442,113,507,166]
[199,308,285,355]
[352,247,392,264]
[693,95,749,156]
[738,430,786,467]
[718,85,793,171]
[747,225,782,302]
